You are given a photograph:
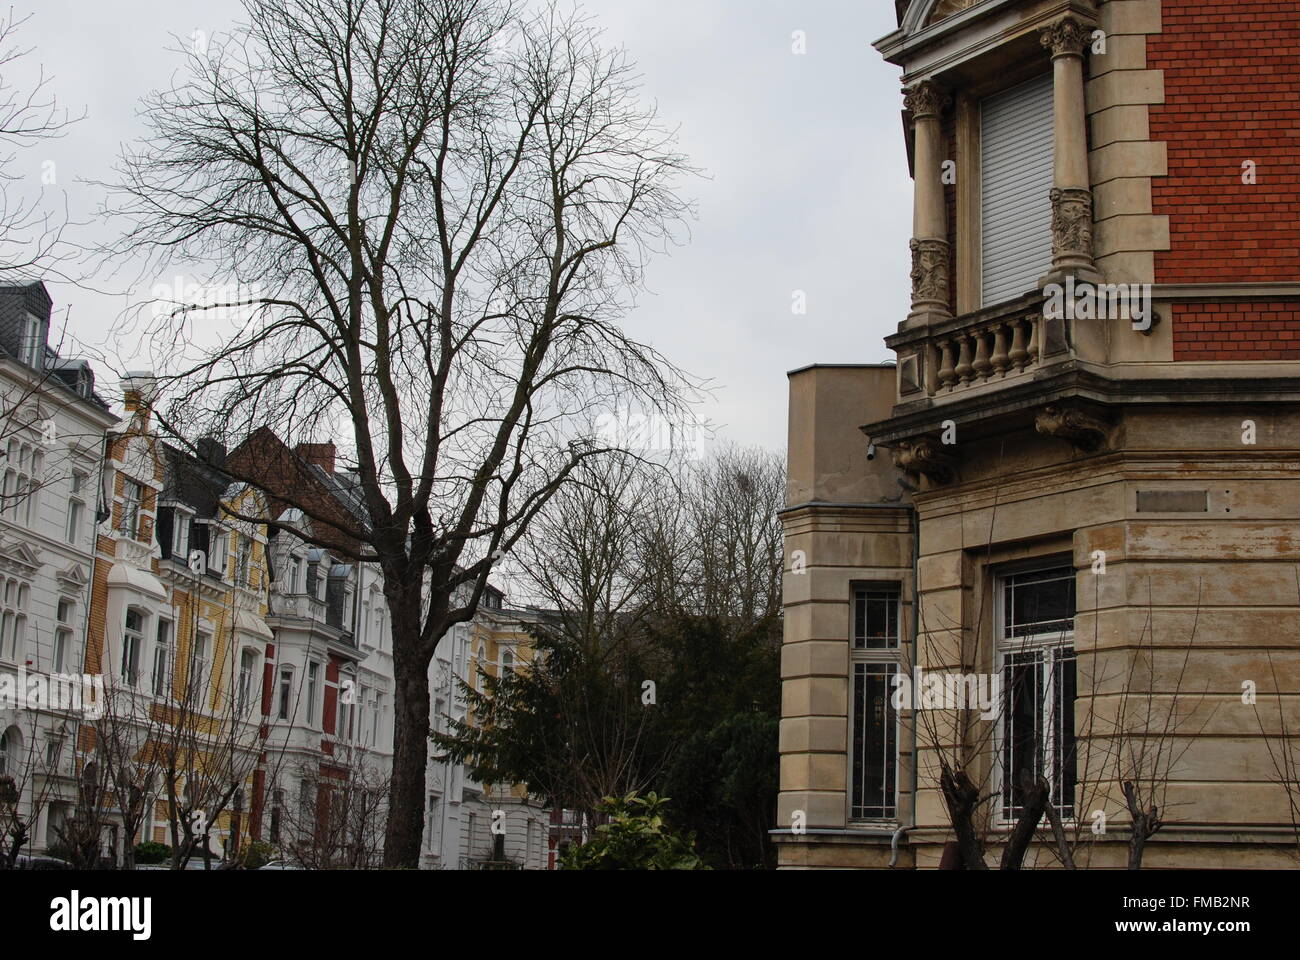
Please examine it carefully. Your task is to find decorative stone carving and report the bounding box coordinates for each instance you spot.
[891,437,956,485]
[903,80,951,121]
[1035,404,1109,452]
[1050,186,1095,268]
[910,237,951,307]
[1039,16,1091,59]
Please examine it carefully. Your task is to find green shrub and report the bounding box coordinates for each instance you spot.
[134,841,171,865]
[238,840,277,870]
[560,792,706,871]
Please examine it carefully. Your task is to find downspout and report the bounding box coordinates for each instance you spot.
[890,503,920,867]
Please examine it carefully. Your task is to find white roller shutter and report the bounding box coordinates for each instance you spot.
[981,73,1054,307]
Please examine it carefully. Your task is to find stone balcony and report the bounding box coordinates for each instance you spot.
[890,292,1059,403]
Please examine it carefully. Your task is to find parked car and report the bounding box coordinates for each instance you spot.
[12,854,73,870]
[257,859,305,870]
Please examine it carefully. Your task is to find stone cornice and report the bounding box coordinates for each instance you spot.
[862,365,1300,446]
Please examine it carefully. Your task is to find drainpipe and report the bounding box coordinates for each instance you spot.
[890,504,920,868]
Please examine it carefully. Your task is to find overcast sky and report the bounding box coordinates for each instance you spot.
[11,0,910,454]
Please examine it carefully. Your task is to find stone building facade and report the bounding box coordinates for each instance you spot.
[778,0,1300,869]
[0,281,115,859]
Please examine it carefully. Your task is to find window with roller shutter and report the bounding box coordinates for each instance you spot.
[980,72,1054,307]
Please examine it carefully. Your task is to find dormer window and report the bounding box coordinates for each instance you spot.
[171,511,191,557]
[18,313,41,369]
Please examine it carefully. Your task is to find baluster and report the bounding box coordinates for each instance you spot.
[990,323,1010,377]
[936,338,956,390]
[1026,317,1039,366]
[972,327,992,380]
[1009,319,1029,370]
[954,334,973,384]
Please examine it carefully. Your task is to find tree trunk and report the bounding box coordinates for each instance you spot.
[1122,780,1158,870]
[939,766,988,870]
[383,635,432,869]
[1000,776,1050,870]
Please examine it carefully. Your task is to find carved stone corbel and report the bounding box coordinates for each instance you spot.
[1035,403,1110,452]
[891,436,957,485]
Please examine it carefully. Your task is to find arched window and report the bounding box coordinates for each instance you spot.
[0,726,17,776]
[501,650,514,678]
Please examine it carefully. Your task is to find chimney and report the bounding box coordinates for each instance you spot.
[295,441,336,475]
[122,371,159,413]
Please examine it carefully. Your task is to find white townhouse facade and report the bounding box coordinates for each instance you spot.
[422,586,552,871]
[0,281,116,858]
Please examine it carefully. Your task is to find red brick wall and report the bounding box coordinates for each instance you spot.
[1170,301,1300,361]
[1147,0,1300,284]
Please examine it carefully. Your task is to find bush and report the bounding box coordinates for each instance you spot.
[238,841,277,870]
[134,841,171,865]
[560,793,706,871]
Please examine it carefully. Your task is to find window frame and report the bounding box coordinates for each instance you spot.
[152,619,172,699]
[305,660,321,726]
[122,608,145,686]
[848,582,904,824]
[993,560,1078,824]
[120,478,144,538]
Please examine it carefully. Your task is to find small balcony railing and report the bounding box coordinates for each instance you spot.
[888,292,1059,402]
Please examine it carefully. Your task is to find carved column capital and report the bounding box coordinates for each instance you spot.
[903,80,951,121]
[1039,16,1091,60]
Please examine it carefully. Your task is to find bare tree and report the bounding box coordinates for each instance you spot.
[101,0,697,867]
[0,8,83,283]
[270,742,390,869]
[0,711,62,867]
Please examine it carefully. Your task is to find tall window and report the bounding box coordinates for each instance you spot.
[122,609,144,685]
[0,727,13,775]
[152,620,172,698]
[209,531,228,578]
[120,478,143,538]
[189,630,211,702]
[269,788,284,844]
[980,72,1054,306]
[850,585,902,821]
[306,661,320,724]
[0,578,28,662]
[278,666,293,720]
[66,471,87,545]
[235,536,251,586]
[337,677,355,740]
[501,650,514,678]
[3,440,41,526]
[171,512,190,557]
[238,649,258,715]
[54,598,74,672]
[998,564,1077,821]
[19,313,41,367]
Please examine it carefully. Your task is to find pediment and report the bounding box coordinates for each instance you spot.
[0,539,41,572]
[56,563,89,589]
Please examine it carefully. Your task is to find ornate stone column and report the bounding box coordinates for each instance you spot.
[1040,17,1102,285]
[903,80,953,327]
